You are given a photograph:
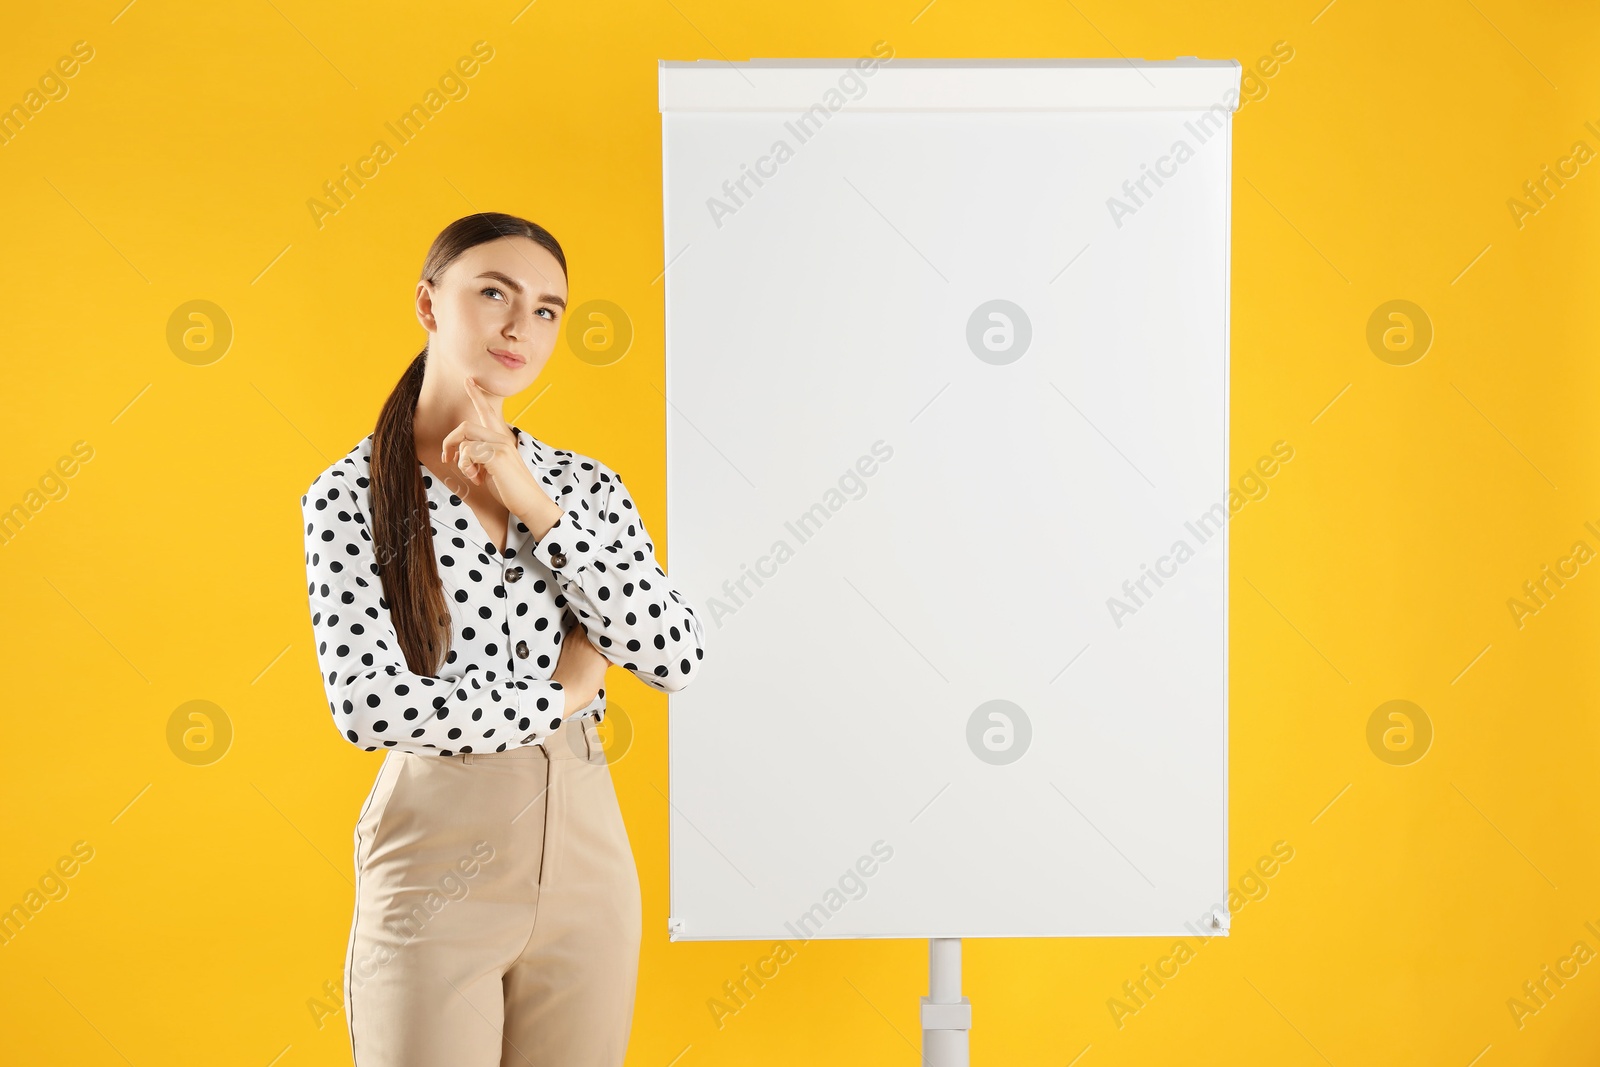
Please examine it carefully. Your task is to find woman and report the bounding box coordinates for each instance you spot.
[299,212,705,1066]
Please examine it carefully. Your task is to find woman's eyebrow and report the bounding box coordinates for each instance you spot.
[475,270,567,308]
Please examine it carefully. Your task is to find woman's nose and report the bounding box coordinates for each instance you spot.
[505,309,538,339]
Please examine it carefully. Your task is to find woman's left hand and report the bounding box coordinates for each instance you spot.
[442,376,555,524]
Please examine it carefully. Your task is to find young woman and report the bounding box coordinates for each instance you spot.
[299,212,705,1066]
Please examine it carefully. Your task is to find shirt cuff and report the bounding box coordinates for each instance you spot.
[528,511,603,576]
[514,679,566,742]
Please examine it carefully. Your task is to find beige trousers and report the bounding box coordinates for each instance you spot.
[343,713,642,1066]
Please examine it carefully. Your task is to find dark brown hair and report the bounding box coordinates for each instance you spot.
[370,212,567,676]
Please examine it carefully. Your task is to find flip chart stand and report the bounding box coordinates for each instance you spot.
[921,938,972,1066]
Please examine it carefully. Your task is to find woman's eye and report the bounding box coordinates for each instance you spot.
[482,287,504,300]
[536,308,555,320]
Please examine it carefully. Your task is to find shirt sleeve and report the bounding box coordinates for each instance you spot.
[523,460,705,693]
[301,472,571,755]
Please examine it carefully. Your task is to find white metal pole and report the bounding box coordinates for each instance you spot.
[921,937,971,1067]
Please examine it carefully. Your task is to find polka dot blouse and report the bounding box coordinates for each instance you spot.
[300,425,704,756]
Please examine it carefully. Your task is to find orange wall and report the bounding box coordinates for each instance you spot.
[1,2,1596,1064]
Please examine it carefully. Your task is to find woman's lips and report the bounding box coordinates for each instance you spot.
[490,349,526,369]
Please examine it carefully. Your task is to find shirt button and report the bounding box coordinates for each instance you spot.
[515,640,530,658]
[550,552,568,568]
[505,566,523,583]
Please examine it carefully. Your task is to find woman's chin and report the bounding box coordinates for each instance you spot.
[471,363,528,394]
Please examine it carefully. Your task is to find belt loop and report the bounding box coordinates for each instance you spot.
[463,752,474,765]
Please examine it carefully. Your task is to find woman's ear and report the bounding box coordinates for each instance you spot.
[415,279,437,332]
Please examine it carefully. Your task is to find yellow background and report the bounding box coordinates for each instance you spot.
[2,1,1597,1063]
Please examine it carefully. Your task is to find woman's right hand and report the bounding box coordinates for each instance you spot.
[550,618,610,718]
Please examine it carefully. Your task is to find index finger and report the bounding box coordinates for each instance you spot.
[463,375,505,430]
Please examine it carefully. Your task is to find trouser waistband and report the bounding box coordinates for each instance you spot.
[453,711,599,764]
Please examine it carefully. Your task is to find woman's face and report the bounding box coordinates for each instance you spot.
[416,235,568,396]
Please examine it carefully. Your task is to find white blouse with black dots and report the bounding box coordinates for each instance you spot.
[300,425,704,756]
